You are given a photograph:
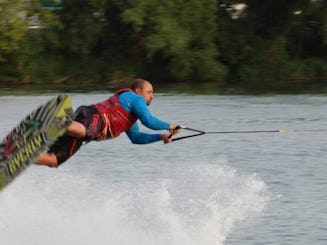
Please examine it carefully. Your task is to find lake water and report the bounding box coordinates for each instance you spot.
[0,93,327,245]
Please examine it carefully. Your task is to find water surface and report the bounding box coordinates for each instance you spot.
[0,93,327,244]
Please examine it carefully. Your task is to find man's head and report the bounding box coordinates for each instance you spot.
[131,79,153,105]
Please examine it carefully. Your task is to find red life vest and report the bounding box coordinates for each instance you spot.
[91,88,137,140]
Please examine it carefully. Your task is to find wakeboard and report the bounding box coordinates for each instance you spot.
[0,94,73,190]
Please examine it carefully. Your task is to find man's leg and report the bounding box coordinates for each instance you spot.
[35,153,58,167]
[35,135,83,167]
[35,121,85,167]
[66,121,87,138]
[35,106,101,167]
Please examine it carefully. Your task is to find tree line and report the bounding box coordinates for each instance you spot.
[0,0,326,90]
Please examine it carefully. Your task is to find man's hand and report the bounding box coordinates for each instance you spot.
[161,125,181,144]
[169,124,181,135]
[161,134,173,144]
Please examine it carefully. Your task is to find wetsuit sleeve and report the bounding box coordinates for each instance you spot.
[125,123,162,144]
[130,96,170,130]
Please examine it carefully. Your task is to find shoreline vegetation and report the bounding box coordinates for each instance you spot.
[1,77,327,95]
[1,1,327,94]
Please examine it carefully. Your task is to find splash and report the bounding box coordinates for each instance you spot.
[0,158,269,245]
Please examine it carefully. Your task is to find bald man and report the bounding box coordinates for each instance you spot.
[36,79,178,167]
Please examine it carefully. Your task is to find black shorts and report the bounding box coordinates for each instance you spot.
[74,106,102,141]
[49,106,102,165]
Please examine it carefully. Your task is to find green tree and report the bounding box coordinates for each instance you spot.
[0,0,28,63]
[56,0,107,57]
[122,0,226,81]
[0,0,62,82]
[219,0,327,85]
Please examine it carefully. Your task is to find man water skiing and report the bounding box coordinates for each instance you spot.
[36,79,179,167]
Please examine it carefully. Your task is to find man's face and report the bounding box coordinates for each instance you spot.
[136,82,153,106]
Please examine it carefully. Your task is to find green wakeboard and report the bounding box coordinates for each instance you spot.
[0,94,73,190]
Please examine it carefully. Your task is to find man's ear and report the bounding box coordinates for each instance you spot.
[135,88,142,94]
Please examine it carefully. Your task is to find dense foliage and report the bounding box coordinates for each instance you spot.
[0,0,326,89]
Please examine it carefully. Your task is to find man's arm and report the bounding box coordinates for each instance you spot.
[125,123,167,144]
[120,92,178,144]
[130,96,170,130]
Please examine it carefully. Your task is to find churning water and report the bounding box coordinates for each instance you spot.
[1,93,327,244]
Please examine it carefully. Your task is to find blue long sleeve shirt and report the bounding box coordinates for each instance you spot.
[118,91,170,144]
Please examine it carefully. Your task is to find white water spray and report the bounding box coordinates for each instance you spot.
[0,157,268,245]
